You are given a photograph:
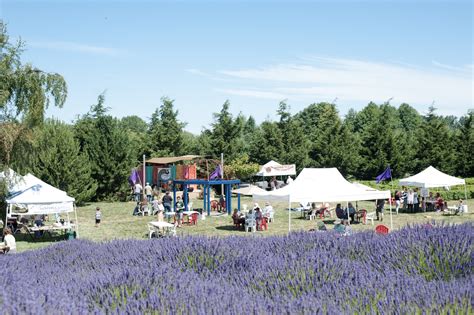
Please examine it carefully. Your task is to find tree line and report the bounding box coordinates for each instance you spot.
[1,22,473,204]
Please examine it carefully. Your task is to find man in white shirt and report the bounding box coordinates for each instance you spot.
[145,182,153,202]
[134,182,143,202]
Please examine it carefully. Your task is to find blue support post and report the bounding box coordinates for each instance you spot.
[238,194,241,211]
[207,184,211,216]
[227,184,232,215]
[203,184,207,214]
[183,184,188,210]
[173,184,177,211]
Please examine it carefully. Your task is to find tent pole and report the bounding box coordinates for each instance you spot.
[74,203,79,238]
[288,197,291,233]
[389,197,393,231]
[143,154,146,201]
[346,201,350,225]
[464,183,468,203]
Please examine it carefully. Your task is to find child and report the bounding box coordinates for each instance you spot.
[95,207,101,227]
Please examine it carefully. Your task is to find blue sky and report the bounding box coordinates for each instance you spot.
[2,0,472,133]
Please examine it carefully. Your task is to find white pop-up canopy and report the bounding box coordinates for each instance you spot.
[253,168,391,230]
[232,185,267,196]
[2,172,77,227]
[399,166,465,188]
[256,160,296,177]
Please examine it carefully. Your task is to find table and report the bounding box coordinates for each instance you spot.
[149,221,176,237]
[27,224,74,241]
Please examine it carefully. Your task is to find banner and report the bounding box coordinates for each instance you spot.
[157,168,172,182]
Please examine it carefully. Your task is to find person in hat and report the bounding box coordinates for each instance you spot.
[145,182,153,203]
[262,202,274,221]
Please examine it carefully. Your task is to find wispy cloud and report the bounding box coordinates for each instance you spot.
[30,41,120,56]
[206,57,473,113]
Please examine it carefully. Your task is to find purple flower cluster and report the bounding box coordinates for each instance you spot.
[1,223,472,314]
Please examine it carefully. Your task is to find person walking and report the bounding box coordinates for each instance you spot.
[95,207,102,227]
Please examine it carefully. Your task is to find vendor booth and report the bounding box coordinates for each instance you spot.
[253,168,391,231]
[2,170,78,238]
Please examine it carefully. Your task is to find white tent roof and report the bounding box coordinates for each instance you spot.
[398,166,465,188]
[253,168,390,203]
[232,185,267,196]
[5,173,75,214]
[256,160,296,177]
[352,182,378,191]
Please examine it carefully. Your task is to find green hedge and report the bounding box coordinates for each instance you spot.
[359,178,474,201]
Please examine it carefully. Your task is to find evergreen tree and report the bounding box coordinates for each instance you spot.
[297,102,343,169]
[207,100,244,160]
[248,121,284,164]
[30,119,97,204]
[415,106,455,174]
[147,97,186,156]
[456,111,474,177]
[276,101,310,170]
[74,94,135,200]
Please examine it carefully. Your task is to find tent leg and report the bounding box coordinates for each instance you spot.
[389,199,393,231]
[464,184,468,202]
[74,204,79,238]
[288,198,291,233]
[346,201,350,225]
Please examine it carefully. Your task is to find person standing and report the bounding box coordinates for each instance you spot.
[402,188,408,211]
[413,188,419,213]
[95,207,102,227]
[394,190,401,214]
[175,196,185,227]
[162,191,173,212]
[134,182,143,202]
[376,199,385,221]
[407,189,414,213]
[145,182,153,203]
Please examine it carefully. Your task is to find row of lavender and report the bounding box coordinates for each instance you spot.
[1,223,472,314]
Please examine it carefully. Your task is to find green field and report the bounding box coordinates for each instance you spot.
[11,196,474,252]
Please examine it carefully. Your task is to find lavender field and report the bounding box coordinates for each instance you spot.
[1,224,472,314]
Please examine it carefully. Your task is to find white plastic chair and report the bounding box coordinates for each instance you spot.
[245,219,256,232]
[366,212,376,225]
[268,211,275,223]
[147,224,157,239]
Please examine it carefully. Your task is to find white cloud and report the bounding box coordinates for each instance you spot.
[30,41,120,56]
[214,57,473,113]
[216,88,287,100]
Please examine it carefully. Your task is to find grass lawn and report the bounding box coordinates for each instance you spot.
[13,196,474,252]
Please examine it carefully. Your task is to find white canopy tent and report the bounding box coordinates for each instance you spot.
[253,168,391,230]
[2,171,78,236]
[399,166,468,210]
[399,166,466,188]
[232,185,267,196]
[256,160,296,177]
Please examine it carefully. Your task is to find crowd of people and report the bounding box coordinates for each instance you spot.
[393,188,466,215]
[232,202,274,231]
